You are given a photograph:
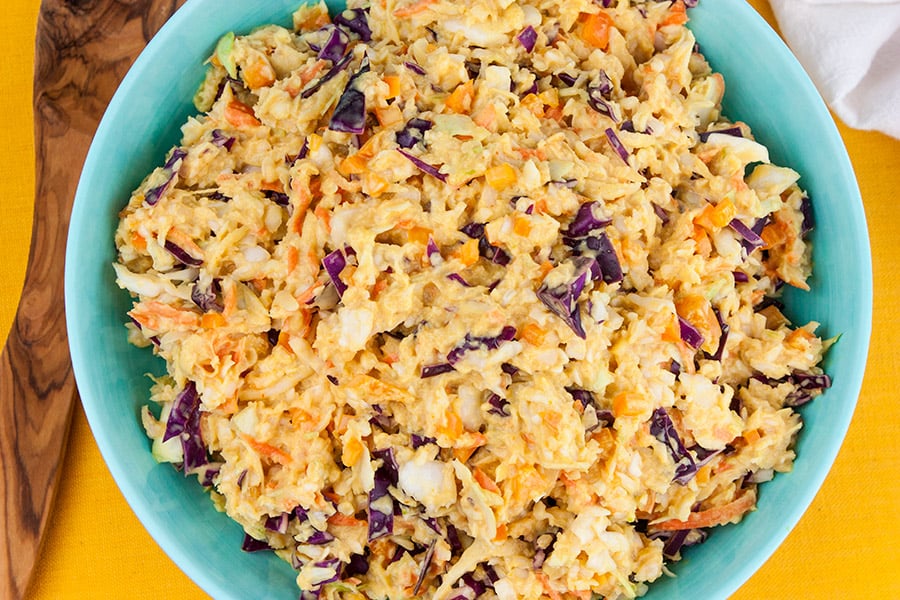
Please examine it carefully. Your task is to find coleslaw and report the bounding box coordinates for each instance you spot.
[113,0,832,598]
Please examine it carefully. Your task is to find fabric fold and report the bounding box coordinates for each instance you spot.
[769,0,900,139]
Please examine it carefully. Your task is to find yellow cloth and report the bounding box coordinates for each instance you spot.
[0,1,897,598]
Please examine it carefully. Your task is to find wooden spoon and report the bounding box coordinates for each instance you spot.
[0,1,185,597]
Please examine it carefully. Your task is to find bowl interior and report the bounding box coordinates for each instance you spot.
[65,1,871,598]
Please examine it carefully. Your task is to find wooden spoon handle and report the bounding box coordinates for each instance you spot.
[0,1,185,597]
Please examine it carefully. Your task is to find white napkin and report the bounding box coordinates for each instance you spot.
[769,0,900,139]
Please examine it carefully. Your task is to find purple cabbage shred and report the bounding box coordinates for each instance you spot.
[729,218,764,251]
[318,26,350,63]
[800,195,815,236]
[367,448,398,541]
[211,129,235,150]
[562,202,612,238]
[517,25,538,52]
[329,61,370,134]
[678,316,704,350]
[398,149,447,182]
[486,392,511,417]
[322,249,348,297]
[605,127,630,163]
[265,512,290,534]
[241,533,271,552]
[301,52,354,99]
[447,326,517,365]
[650,407,698,485]
[404,61,427,75]
[698,126,743,143]
[191,279,223,312]
[421,362,454,378]
[334,8,372,42]
[145,148,186,206]
[396,117,433,149]
[536,256,601,339]
[163,381,208,472]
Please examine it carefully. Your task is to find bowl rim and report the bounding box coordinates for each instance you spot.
[65,1,873,598]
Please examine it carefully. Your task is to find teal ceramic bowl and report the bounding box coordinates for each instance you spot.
[65,1,872,598]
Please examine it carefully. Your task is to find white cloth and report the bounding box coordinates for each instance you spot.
[769,0,900,139]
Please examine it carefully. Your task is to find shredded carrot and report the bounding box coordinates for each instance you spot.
[445,80,475,114]
[201,312,227,329]
[535,572,564,600]
[131,231,147,251]
[286,246,300,274]
[661,315,682,344]
[785,327,815,349]
[590,427,617,454]
[289,407,314,426]
[290,181,313,232]
[342,437,365,466]
[260,180,285,194]
[758,304,789,329]
[307,205,328,235]
[473,467,501,494]
[241,434,292,465]
[760,219,793,250]
[544,104,564,122]
[242,56,277,89]
[661,0,688,27]
[224,99,261,128]
[654,488,757,530]
[695,463,713,485]
[580,11,615,50]
[406,225,432,246]
[370,277,389,300]
[742,428,762,444]
[690,224,712,255]
[612,391,644,418]
[493,522,508,543]
[693,198,736,231]
[453,439,486,463]
[440,409,464,440]
[538,260,554,280]
[520,93,544,118]
[472,103,497,130]
[520,322,546,346]
[338,153,368,176]
[350,374,417,405]
[327,512,367,528]
[485,163,517,191]
[392,0,436,18]
[375,103,404,128]
[363,171,391,197]
[129,301,200,330]
[454,237,480,266]
[222,279,238,316]
[218,393,239,416]
[513,214,532,237]
[382,75,403,98]
[538,88,559,108]
[295,8,331,30]
[166,228,204,258]
[296,282,323,305]
[514,147,547,162]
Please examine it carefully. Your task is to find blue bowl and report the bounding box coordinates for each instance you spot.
[65,1,872,598]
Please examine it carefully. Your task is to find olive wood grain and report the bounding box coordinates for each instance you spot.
[0,1,185,598]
